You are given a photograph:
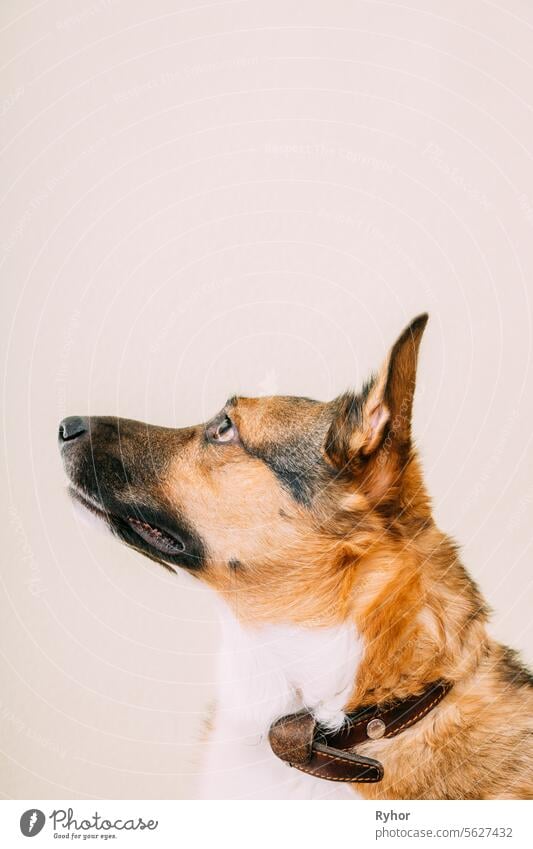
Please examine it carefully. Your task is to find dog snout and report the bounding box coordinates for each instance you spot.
[58,416,88,443]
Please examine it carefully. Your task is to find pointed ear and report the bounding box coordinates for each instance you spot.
[326,314,428,472]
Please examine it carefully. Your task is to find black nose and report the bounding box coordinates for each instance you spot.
[59,416,88,442]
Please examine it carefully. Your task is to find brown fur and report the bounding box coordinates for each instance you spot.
[59,314,533,799]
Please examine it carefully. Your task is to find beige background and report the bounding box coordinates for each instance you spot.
[1,0,533,800]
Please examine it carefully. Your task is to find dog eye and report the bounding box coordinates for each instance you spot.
[207,415,236,444]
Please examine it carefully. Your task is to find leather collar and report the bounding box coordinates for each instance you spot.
[268,680,452,783]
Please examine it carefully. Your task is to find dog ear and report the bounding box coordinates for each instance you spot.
[325,314,428,486]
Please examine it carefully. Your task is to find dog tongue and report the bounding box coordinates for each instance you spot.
[127,517,184,555]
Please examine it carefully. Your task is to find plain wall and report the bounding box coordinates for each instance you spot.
[1,0,532,799]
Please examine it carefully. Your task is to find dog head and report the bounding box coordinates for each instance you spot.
[59,315,428,626]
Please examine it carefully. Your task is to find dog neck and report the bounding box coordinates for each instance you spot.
[212,517,489,739]
[345,520,489,708]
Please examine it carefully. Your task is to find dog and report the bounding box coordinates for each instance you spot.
[58,314,533,799]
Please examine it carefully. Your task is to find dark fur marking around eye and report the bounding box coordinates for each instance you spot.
[228,558,242,570]
[246,437,334,506]
[238,398,335,506]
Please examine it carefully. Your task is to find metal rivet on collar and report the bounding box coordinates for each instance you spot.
[366,718,386,739]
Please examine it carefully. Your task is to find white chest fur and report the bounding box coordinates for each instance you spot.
[198,603,364,799]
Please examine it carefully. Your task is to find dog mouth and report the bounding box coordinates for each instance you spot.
[126,517,185,555]
[68,486,186,560]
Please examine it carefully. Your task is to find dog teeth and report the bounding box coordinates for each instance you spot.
[127,517,184,555]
